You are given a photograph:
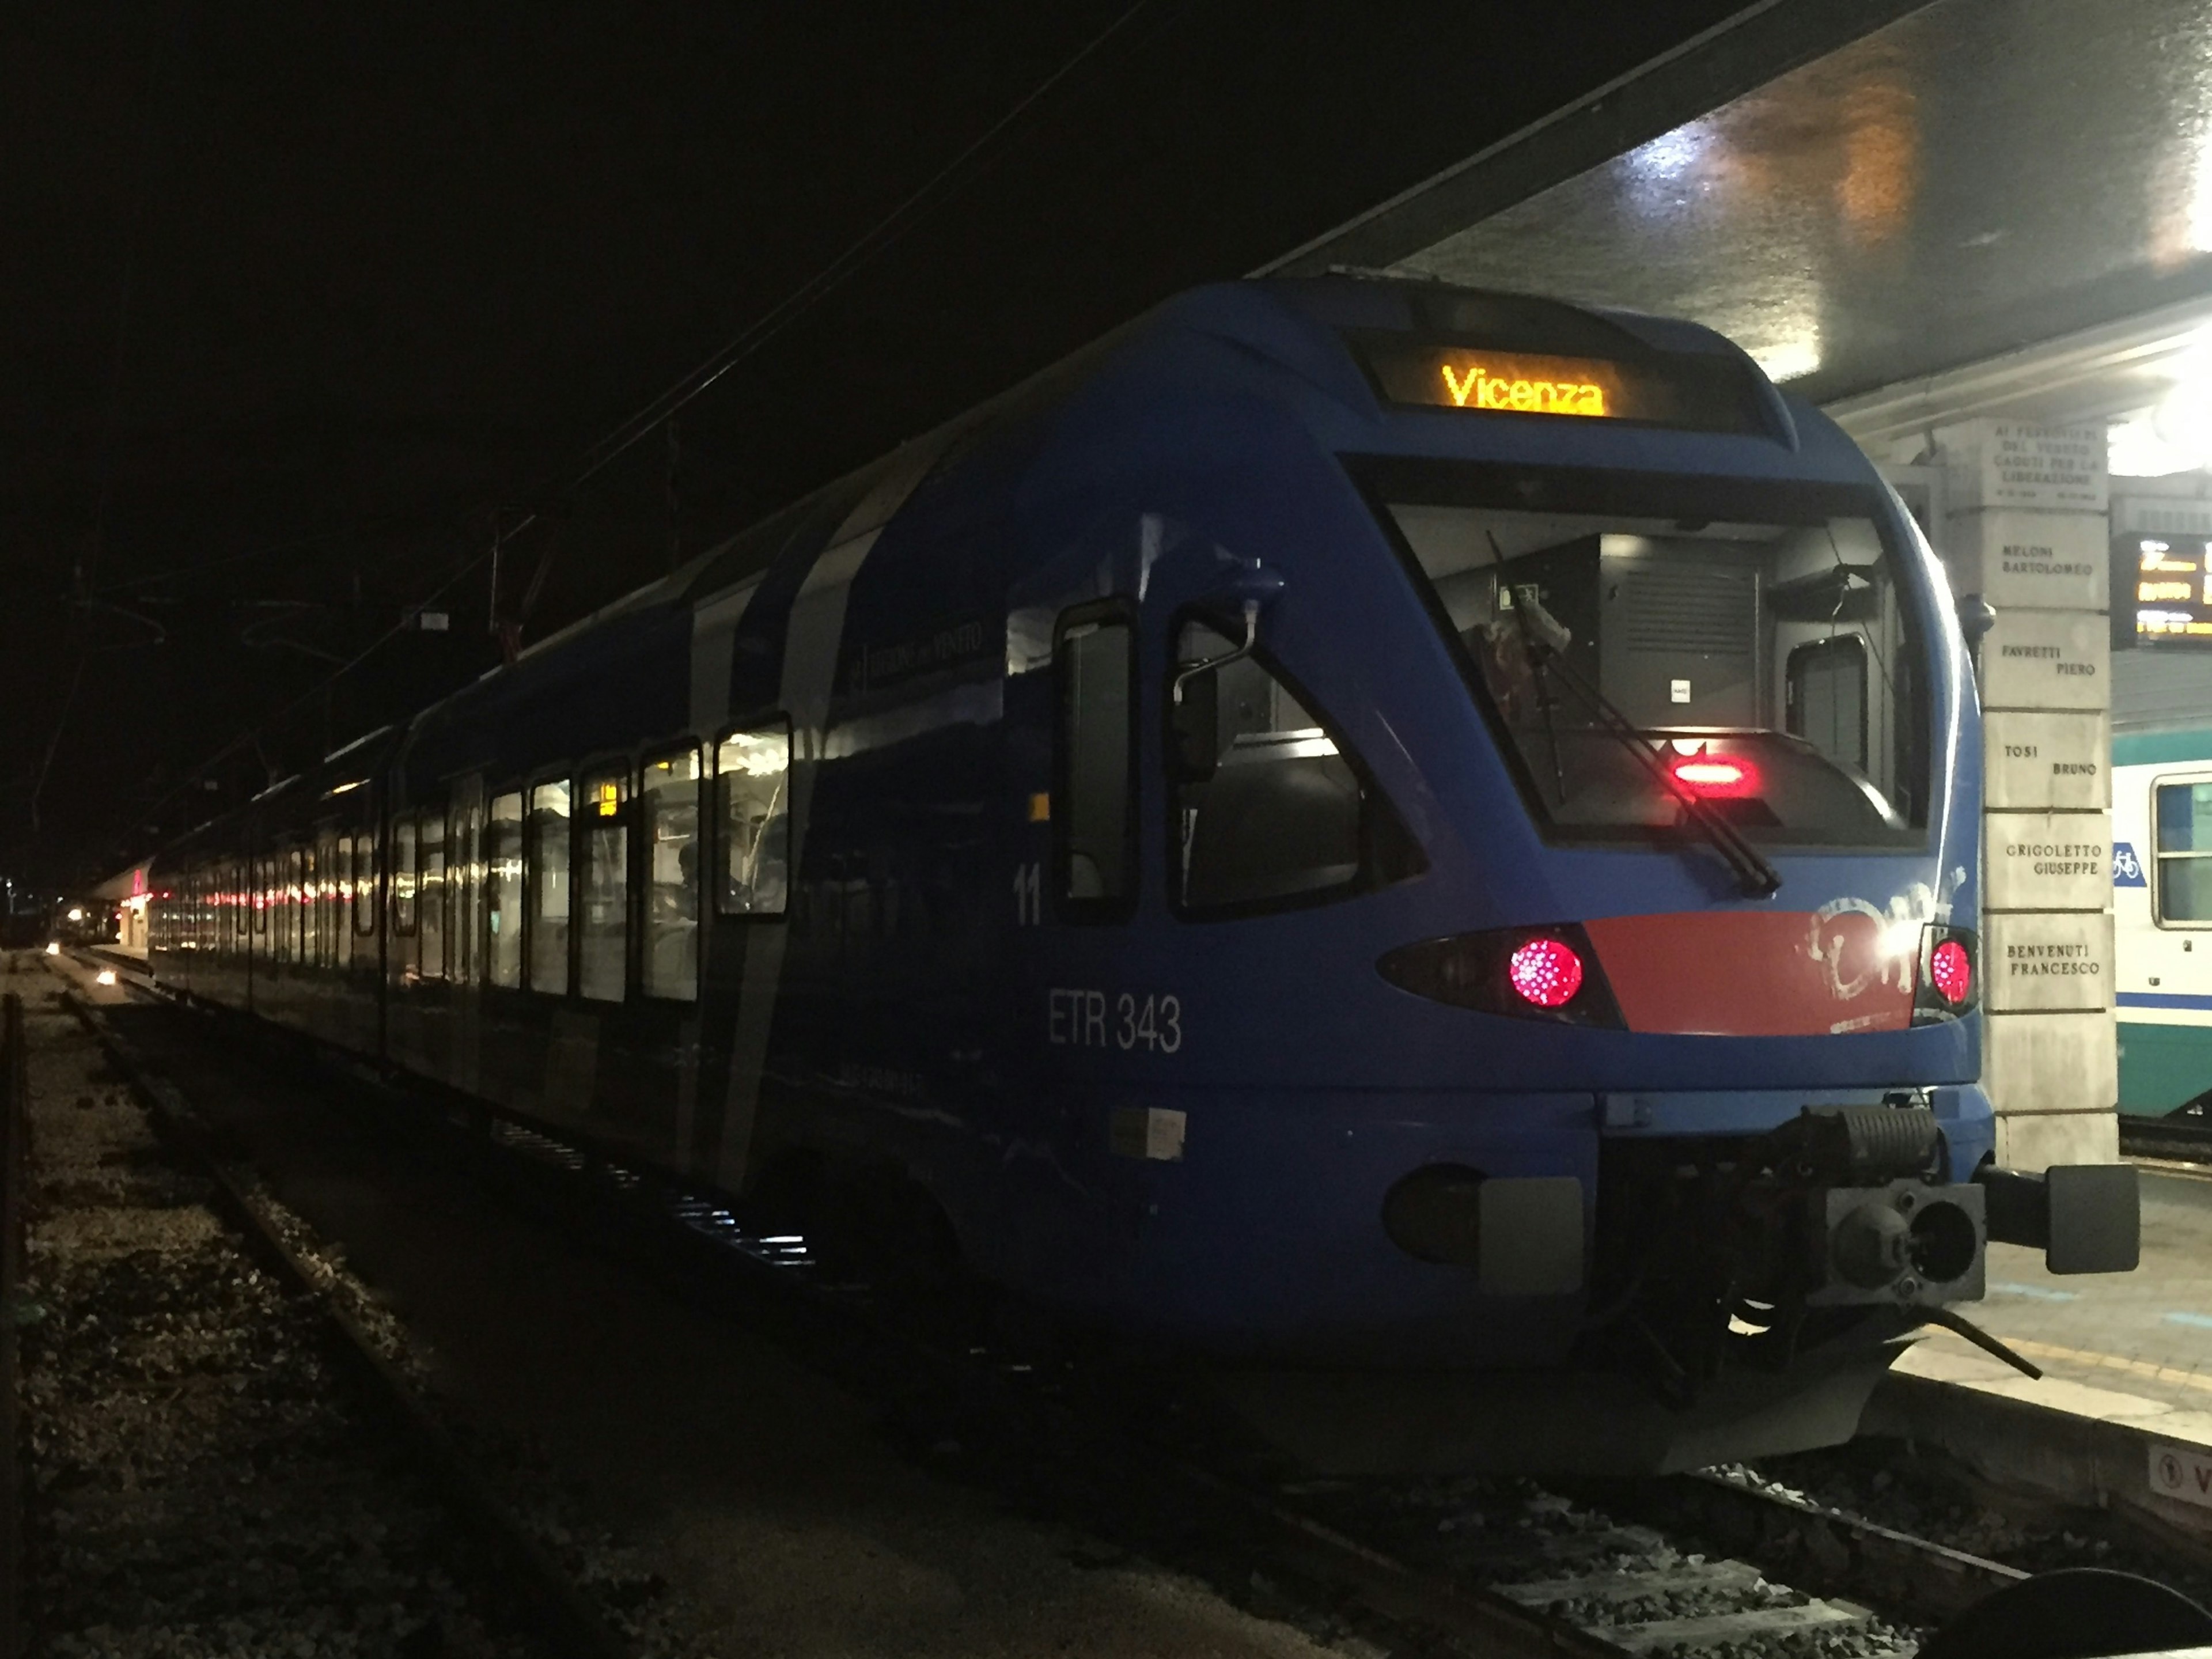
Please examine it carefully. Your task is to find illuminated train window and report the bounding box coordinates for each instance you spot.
[578,769,627,1002]
[641,747,701,1001]
[392,817,418,935]
[717,724,790,918]
[1368,462,1928,849]
[527,781,572,994]
[418,811,447,980]
[486,793,524,989]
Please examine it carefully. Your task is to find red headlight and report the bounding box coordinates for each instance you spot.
[1930,938,1972,1005]
[1508,937,1585,1009]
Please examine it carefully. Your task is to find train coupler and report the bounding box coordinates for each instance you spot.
[1975,1162,2140,1275]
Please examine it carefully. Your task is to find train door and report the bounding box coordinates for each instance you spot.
[996,597,1144,1290]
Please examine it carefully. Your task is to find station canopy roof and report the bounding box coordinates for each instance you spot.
[1269,0,2212,458]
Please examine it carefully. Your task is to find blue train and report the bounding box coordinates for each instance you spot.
[142,277,2137,1472]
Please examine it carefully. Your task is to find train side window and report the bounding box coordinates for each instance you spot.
[335,835,355,967]
[2156,779,2212,925]
[486,791,524,988]
[419,812,446,979]
[716,724,790,918]
[642,748,700,1001]
[527,780,572,994]
[393,817,418,934]
[315,833,337,966]
[286,847,304,964]
[578,770,627,1002]
[1168,620,1406,914]
[234,861,249,941]
[255,858,270,937]
[1054,609,1137,918]
[451,793,480,985]
[354,828,378,937]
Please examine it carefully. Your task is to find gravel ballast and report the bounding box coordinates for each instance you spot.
[16,982,531,1659]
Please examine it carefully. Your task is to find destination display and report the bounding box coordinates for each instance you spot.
[1359,342,1761,432]
[2114,531,2212,646]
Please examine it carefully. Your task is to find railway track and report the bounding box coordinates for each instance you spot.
[2120,1112,2212,1166]
[9,959,634,1659]
[46,952,2212,1659]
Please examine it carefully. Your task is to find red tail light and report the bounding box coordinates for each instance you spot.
[1377,925,1622,1027]
[1666,753,1761,798]
[1508,937,1585,1008]
[1930,938,1972,1005]
[1912,926,1979,1024]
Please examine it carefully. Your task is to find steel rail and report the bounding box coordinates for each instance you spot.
[55,986,631,1659]
[85,960,2200,1658]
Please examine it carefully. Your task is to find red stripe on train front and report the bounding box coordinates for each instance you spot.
[1582,911,1915,1037]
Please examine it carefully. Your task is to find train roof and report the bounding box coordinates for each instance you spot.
[176,274,1830,844]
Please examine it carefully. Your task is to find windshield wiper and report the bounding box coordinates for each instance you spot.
[1508,583,1782,900]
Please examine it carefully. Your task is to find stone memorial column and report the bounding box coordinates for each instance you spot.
[1934,420,2116,1169]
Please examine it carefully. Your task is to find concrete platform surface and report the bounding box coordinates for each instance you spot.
[1893,1167,2212,1446]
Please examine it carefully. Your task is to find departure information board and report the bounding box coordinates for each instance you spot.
[2118,531,2212,645]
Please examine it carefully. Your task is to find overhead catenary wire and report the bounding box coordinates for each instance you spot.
[110,0,1162,843]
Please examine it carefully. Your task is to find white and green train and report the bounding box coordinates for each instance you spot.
[2116,729,2212,1115]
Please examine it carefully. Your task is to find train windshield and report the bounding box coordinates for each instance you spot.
[1368,463,1929,849]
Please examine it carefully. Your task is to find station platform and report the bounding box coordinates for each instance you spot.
[1870,1165,2212,1537]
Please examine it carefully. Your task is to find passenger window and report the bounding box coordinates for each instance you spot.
[234,862,249,940]
[642,748,700,1001]
[2157,780,2212,924]
[336,836,357,965]
[419,813,446,979]
[286,847,305,964]
[578,771,627,1002]
[393,818,418,934]
[255,857,270,937]
[486,791,524,988]
[1168,622,1371,913]
[527,781,571,993]
[353,830,378,937]
[1055,612,1136,916]
[315,834,336,966]
[717,724,790,917]
[452,794,481,984]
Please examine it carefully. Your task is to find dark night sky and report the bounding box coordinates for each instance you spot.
[2,1,1740,891]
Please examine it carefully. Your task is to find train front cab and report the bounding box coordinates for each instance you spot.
[1008,283,2141,1472]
